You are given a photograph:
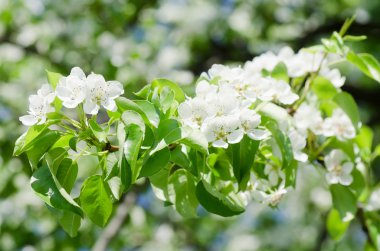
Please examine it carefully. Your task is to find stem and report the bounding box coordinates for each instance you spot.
[92,193,135,251]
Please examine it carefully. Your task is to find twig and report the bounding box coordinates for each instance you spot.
[92,193,136,251]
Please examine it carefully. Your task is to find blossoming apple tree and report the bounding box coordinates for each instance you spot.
[14,19,380,248]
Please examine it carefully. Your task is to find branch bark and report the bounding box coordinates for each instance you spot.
[92,193,135,251]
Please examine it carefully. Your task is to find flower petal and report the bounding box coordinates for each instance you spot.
[19,115,38,126]
[84,100,99,115]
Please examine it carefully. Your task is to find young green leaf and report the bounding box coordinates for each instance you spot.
[195,180,245,217]
[140,147,171,177]
[327,209,350,241]
[151,78,185,102]
[330,184,357,222]
[347,51,380,83]
[79,175,113,227]
[168,169,199,218]
[30,165,83,216]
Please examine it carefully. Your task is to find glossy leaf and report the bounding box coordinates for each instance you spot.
[140,147,171,177]
[151,78,185,102]
[327,209,350,241]
[330,184,357,222]
[333,91,361,130]
[79,175,113,227]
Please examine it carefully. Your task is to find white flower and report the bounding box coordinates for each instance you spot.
[56,67,87,108]
[83,73,124,115]
[366,188,380,211]
[37,84,56,103]
[251,181,288,207]
[325,149,353,186]
[201,115,243,148]
[195,80,217,100]
[323,109,356,141]
[270,79,299,105]
[244,76,275,102]
[178,97,214,129]
[209,88,239,116]
[320,68,345,88]
[293,103,324,135]
[288,129,308,162]
[239,109,269,140]
[19,94,54,126]
[244,51,279,74]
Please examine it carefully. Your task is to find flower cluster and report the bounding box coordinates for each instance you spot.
[19,67,124,126]
[178,46,358,206]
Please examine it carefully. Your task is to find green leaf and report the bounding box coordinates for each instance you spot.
[133,84,151,99]
[347,51,380,83]
[26,131,60,169]
[157,119,180,140]
[107,176,122,201]
[121,110,145,133]
[69,137,78,152]
[123,124,144,182]
[58,210,81,237]
[265,120,296,186]
[271,62,288,82]
[55,158,78,193]
[311,76,338,100]
[228,136,260,190]
[343,35,367,42]
[14,124,50,156]
[79,175,113,227]
[327,209,350,241]
[89,119,108,143]
[149,166,170,202]
[330,184,357,222]
[45,147,68,174]
[30,165,82,216]
[46,70,62,88]
[134,100,160,127]
[168,169,198,218]
[115,97,154,127]
[151,78,185,102]
[140,147,171,177]
[333,91,361,130]
[195,180,245,217]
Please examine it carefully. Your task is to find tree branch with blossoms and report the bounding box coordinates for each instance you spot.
[13,19,380,249]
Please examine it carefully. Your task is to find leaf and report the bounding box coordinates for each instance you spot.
[134,100,160,127]
[140,147,171,177]
[26,131,60,170]
[343,35,367,42]
[69,137,78,152]
[327,209,350,241]
[30,165,82,216]
[265,120,296,186]
[333,91,361,130]
[228,136,260,190]
[115,97,154,127]
[121,110,145,133]
[149,166,170,202]
[157,119,180,140]
[79,175,113,227]
[347,51,380,83]
[123,124,144,182]
[168,169,198,218]
[58,210,81,237]
[107,176,122,201]
[195,180,245,217]
[311,76,338,100]
[46,70,62,88]
[14,124,49,156]
[55,158,78,193]
[271,62,288,82]
[151,78,185,102]
[330,184,357,222]
[89,119,108,143]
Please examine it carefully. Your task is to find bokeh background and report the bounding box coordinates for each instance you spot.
[1,0,380,250]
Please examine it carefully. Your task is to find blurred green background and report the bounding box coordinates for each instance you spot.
[1,0,380,250]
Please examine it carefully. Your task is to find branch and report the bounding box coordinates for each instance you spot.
[92,193,136,251]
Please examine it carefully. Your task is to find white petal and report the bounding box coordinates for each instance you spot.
[342,162,353,174]
[84,100,99,115]
[326,173,339,184]
[70,67,86,79]
[294,152,308,162]
[178,102,192,119]
[19,115,38,126]
[62,100,80,109]
[227,129,244,144]
[339,174,353,186]
[248,129,270,140]
[102,99,116,111]
[56,85,72,99]
[107,81,124,98]
[279,92,299,105]
[212,139,228,148]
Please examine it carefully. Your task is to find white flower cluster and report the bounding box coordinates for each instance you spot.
[177,46,358,206]
[19,67,124,126]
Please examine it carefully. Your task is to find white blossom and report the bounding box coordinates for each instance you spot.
[56,67,87,108]
[239,109,269,140]
[288,129,308,162]
[323,109,356,141]
[178,97,214,129]
[325,150,353,186]
[270,78,299,105]
[19,94,54,126]
[83,73,124,115]
[201,115,243,148]
[320,68,346,88]
[293,103,324,135]
[264,165,285,186]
